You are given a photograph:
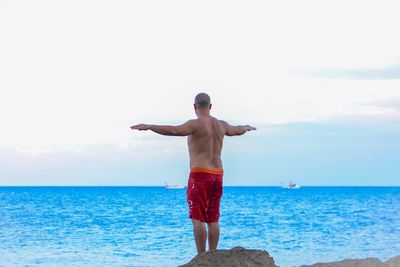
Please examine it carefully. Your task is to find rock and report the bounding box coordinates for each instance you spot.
[179,247,277,267]
[385,255,400,267]
[180,250,400,267]
[300,258,385,267]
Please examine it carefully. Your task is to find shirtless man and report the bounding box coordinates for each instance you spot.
[130,93,256,254]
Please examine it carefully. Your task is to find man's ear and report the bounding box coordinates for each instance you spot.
[193,104,197,110]
[209,104,212,110]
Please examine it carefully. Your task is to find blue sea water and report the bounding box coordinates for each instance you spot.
[0,186,399,267]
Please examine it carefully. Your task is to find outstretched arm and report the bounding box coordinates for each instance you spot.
[220,120,256,136]
[130,120,195,136]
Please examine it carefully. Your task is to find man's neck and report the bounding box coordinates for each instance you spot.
[196,109,210,118]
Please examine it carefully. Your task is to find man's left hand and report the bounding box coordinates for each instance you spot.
[130,124,151,130]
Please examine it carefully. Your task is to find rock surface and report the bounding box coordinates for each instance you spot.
[300,258,385,267]
[385,255,400,267]
[179,246,277,267]
[179,248,400,267]
[300,255,400,267]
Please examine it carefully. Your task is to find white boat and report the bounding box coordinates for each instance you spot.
[282,180,301,189]
[165,182,185,189]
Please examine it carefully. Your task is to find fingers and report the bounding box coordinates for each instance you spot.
[130,124,143,130]
[245,125,257,131]
[130,124,150,131]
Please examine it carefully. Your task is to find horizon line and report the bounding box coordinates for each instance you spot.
[0,185,399,187]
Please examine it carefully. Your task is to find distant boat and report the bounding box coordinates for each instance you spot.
[281,180,301,189]
[165,182,185,189]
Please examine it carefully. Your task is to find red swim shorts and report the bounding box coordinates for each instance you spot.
[186,168,223,223]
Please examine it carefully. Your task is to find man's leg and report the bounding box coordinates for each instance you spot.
[207,222,220,250]
[192,219,207,254]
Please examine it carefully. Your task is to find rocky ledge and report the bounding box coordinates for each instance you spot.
[301,255,400,267]
[179,247,400,267]
[179,246,276,267]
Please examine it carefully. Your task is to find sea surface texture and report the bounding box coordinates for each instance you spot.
[0,186,399,267]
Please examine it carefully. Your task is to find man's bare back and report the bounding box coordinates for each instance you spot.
[187,115,256,169]
[130,93,255,254]
[187,116,224,169]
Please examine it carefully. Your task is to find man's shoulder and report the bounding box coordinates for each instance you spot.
[187,118,201,124]
[185,118,203,129]
[188,116,226,125]
[209,116,223,122]
[188,117,225,128]
[217,119,228,126]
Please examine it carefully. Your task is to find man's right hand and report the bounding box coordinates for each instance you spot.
[245,125,257,131]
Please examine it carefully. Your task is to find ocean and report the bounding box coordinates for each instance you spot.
[0,186,399,267]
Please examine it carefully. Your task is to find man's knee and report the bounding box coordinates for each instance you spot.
[192,219,205,226]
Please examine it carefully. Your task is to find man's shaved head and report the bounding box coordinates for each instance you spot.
[194,93,211,109]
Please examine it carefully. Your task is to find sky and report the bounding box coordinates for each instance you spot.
[1,0,400,186]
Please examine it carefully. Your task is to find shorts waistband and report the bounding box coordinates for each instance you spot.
[190,167,224,174]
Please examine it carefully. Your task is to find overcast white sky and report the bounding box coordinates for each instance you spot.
[1,0,400,185]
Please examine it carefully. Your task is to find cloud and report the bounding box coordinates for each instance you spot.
[2,111,400,186]
[1,0,400,163]
[366,98,400,111]
[295,64,400,80]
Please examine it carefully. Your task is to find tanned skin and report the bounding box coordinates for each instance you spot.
[130,102,256,254]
